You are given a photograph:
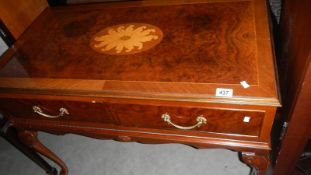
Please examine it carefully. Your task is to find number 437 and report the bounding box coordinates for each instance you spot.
[215,88,233,97]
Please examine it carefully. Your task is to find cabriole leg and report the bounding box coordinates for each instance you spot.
[240,152,269,175]
[18,130,68,175]
[0,117,57,175]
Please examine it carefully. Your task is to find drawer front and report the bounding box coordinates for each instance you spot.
[0,98,265,137]
[109,104,264,136]
[0,99,114,124]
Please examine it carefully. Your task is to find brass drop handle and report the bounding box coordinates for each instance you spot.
[161,113,207,130]
[32,106,69,119]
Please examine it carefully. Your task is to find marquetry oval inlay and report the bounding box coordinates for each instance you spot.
[90,23,163,55]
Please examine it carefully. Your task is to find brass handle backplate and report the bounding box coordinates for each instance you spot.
[161,113,207,130]
[32,106,69,119]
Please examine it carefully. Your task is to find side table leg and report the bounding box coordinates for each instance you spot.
[239,152,270,175]
[18,130,68,175]
[0,120,57,175]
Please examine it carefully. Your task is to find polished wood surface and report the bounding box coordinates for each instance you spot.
[0,97,265,137]
[0,98,115,123]
[274,55,311,175]
[0,0,48,39]
[2,1,257,83]
[0,0,279,175]
[240,152,269,175]
[273,0,311,174]
[0,0,280,107]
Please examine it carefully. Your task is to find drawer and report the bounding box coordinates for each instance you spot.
[0,99,114,124]
[109,103,265,137]
[0,98,265,137]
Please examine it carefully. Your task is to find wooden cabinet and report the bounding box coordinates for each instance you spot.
[0,0,48,39]
[273,0,311,174]
[0,0,280,174]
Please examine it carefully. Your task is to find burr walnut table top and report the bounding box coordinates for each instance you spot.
[0,0,280,107]
[0,1,280,174]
